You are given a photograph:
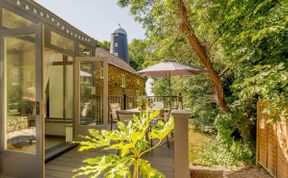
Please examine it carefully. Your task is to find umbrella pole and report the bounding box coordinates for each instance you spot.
[169,71,171,96]
[169,71,171,107]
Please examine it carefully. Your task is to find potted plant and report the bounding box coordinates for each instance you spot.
[73,110,174,178]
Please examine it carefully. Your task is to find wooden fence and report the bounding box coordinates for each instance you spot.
[256,102,288,178]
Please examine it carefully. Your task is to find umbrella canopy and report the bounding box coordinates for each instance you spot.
[136,62,204,77]
[80,70,92,77]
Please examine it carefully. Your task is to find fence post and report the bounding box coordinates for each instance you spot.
[172,110,191,178]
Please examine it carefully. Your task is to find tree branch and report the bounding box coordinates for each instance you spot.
[219,67,229,77]
[178,0,228,112]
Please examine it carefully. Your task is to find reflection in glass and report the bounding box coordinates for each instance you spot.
[5,35,36,153]
[2,8,33,29]
[50,31,74,52]
[79,44,92,56]
[80,61,104,125]
[95,61,104,123]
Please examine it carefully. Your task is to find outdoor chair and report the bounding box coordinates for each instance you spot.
[154,107,175,149]
[151,101,165,121]
[164,107,175,149]
[80,103,91,125]
[109,103,121,130]
[152,101,164,110]
[81,103,90,118]
[116,110,135,125]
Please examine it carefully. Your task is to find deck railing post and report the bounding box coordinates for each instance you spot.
[123,93,127,110]
[172,110,191,178]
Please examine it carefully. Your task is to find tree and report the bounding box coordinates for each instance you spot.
[128,39,148,70]
[177,0,228,112]
[117,0,288,165]
[117,0,228,112]
[97,40,111,51]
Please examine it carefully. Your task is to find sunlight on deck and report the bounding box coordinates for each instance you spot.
[45,145,173,178]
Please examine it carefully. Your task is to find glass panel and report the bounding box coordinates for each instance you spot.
[5,34,36,153]
[79,61,104,125]
[49,65,64,118]
[80,62,94,125]
[95,61,104,124]
[79,44,92,56]
[66,60,73,119]
[2,8,33,29]
[50,31,74,52]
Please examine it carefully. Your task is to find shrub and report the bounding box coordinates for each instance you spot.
[194,139,255,167]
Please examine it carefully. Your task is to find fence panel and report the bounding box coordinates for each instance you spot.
[257,101,288,178]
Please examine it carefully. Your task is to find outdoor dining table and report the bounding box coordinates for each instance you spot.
[124,108,141,114]
[124,108,170,114]
[123,108,172,127]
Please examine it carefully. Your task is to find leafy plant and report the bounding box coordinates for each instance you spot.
[73,110,174,178]
[194,139,255,167]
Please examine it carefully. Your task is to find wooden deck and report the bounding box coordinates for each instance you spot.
[45,145,174,178]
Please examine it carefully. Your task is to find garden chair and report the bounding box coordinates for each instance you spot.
[81,103,90,118]
[164,107,175,149]
[109,103,121,130]
[116,110,136,125]
[116,110,154,148]
[152,101,164,110]
[154,107,175,149]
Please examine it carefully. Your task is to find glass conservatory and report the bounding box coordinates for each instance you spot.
[0,0,109,177]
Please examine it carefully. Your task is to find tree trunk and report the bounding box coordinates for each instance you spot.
[178,0,228,112]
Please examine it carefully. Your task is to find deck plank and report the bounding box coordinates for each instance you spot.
[46,146,173,178]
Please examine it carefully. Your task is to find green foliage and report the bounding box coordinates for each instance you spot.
[194,139,255,167]
[233,63,288,122]
[128,39,149,70]
[73,110,174,178]
[117,0,288,166]
[152,78,172,96]
[97,40,111,51]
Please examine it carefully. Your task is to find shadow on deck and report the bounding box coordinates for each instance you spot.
[45,145,173,178]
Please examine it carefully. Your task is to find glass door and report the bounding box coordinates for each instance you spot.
[74,57,108,139]
[0,24,44,177]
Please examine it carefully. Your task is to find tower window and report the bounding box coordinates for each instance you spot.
[115,43,118,48]
[114,52,118,57]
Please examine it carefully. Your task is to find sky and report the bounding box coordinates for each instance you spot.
[34,0,146,43]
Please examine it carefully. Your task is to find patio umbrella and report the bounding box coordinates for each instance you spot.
[136,61,205,96]
[80,70,92,77]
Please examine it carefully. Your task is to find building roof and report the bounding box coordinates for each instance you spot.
[112,26,127,35]
[95,48,137,74]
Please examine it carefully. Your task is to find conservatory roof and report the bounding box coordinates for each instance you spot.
[3,0,97,47]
